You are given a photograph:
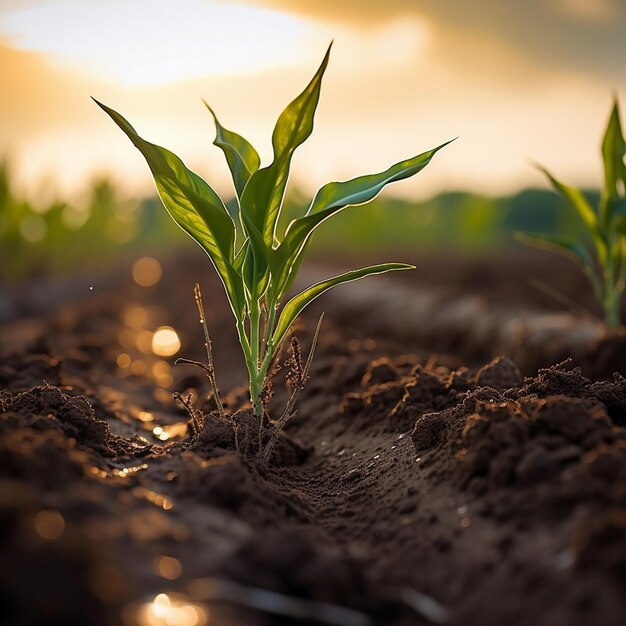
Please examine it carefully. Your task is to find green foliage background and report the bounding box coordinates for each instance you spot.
[0,160,599,283]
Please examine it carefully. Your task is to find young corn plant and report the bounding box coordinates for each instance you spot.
[94,44,451,421]
[518,99,626,332]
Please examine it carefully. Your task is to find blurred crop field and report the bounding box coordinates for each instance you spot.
[0,159,593,283]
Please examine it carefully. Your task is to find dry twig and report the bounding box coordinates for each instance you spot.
[262,313,324,462]
[193,282,226,421]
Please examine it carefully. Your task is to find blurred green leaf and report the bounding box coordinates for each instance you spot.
[601,99,626,220]
[535,164,598,233]
[514,230,602,297]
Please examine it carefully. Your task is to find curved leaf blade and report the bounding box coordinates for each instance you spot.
[534,163,608,264]
[270,141,451,299]
[514,231,593,267]
[601,99,626,221]
[241,43,332,247]
[271,262,413,348]
[534,163,598,233]
[308,139,455,216]
[94,98,245,317]
[204,101,260,199]
[514,231,602,299]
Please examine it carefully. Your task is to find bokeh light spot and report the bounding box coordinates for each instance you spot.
[136,330,155,354]
[134,592,207,626]
[132,257,162,287]
[153,556,183,581]
[116,353,132,368]
[152,361,173,388]
[20,215,47,242]
[130,360,147,375]
[124,306,149,329]
[34,509,65,540]
[152,327,180,357]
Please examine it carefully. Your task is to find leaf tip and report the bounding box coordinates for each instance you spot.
[320,40,333,66]
[610,93,620,113]
[530,160,550,177]
[91,96,106,110]
[202,99,217,121]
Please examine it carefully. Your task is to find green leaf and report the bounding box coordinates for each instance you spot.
[535,163,607,264]
[612,198,626,218]
[271,263,413,348]
[308,139,455,216]
[233,240,249,273]
[240,43,332,249]
[270,141,451,300]
[615,216,626,237]
[601,99,626,221]
[514,231,593,268]
[514,231,602,298]
[241,213,270,300]
[279,239,311,297]
[535,163,598,233]
[93,98,245,317]
[204,101,260,199]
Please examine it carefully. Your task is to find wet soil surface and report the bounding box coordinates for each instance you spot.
[1,250,625,626]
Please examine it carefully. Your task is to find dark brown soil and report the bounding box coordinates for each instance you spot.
[1,250,625,626]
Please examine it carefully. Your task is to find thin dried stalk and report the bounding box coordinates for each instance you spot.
[173,359,230,423]
[529,277,595,319]
[172,391,204,436]
[262,313,324,462]
[193,282,226,421]
[173,386,240,452]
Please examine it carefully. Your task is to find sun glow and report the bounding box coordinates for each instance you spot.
[0,0,314,86]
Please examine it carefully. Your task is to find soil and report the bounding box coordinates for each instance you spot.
[1,249,625,626]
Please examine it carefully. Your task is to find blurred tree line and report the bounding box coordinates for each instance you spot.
[0,159,600,282]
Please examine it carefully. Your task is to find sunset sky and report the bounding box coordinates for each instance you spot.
[1,0,625,202]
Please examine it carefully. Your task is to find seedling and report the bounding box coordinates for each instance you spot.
[518,99,626,332]
[95,44,450,422]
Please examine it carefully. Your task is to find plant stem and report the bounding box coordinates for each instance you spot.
[249,300,263,418]
[604,285,621,333]
[261,304,277,360]
[235,317,255,395]
[602,256,623,333]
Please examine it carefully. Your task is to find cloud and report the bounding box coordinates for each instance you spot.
[243,0,626,83]
[0,1,625,200]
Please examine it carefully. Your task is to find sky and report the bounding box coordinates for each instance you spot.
[1,0,625,202]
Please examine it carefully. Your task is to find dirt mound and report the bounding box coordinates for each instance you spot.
[1,384,150,458]
[1,253,626,625]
